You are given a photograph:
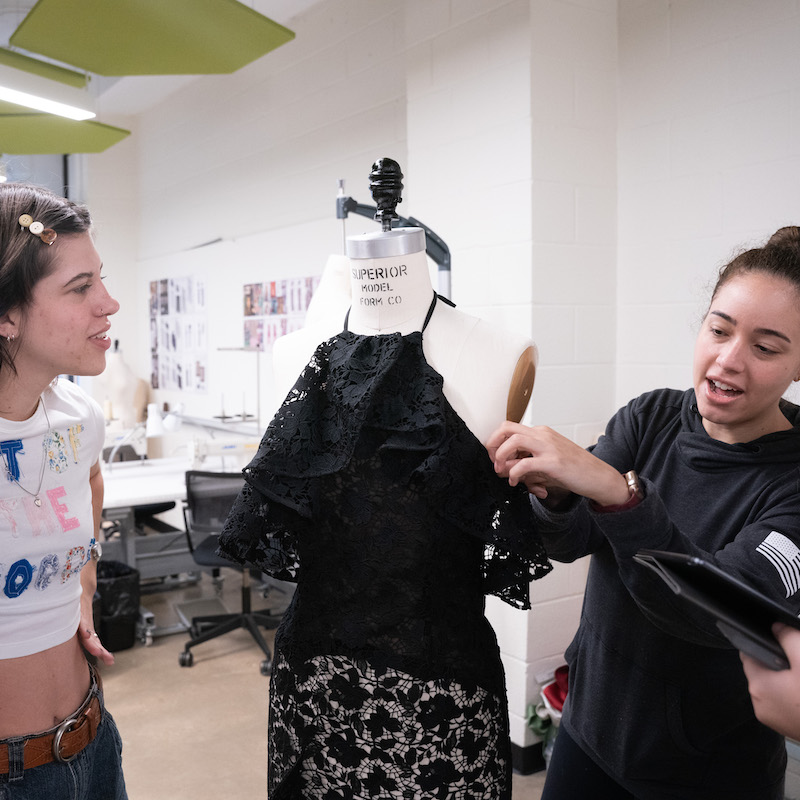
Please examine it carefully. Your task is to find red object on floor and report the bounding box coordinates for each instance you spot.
[542,665,568,712]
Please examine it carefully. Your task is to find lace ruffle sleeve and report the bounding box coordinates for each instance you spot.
[217,331,551,605]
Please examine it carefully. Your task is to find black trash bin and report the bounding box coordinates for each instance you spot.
[95,560,140,652]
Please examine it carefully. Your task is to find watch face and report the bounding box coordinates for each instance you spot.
[91,542,102,561]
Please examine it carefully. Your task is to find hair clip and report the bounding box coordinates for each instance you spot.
[19,214,56,245]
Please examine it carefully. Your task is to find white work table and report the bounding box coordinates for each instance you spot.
[101,456,194,579]
[101,455,244,578]
[102,456,190,512]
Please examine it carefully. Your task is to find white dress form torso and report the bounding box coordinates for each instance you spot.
[272,229,536,445]
[92,349,149,428]
[304,254,351,326]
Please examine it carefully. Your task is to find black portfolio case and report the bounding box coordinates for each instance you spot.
[634,549,800,671]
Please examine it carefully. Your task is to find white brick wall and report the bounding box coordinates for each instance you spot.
[617,0,800,405]
[84,0,800,754]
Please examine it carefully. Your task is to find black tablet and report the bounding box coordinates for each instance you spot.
[633,548,800,671]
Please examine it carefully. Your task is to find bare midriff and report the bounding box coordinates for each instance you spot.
[0,635,91,739]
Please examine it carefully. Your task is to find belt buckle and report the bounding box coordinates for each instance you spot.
[52,717,79,764]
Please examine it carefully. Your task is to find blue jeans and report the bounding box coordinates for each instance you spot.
[0,702,127,800]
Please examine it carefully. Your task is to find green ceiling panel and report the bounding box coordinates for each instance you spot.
[0,48,88,88]
[10,0,295,77]
[0,102,130,153]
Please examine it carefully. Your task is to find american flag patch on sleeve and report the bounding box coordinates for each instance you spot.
[756,531,800,598]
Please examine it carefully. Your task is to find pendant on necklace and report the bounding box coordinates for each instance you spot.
[34,497,42,507]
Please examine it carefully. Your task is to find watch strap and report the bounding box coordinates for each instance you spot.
[590,471,643,513]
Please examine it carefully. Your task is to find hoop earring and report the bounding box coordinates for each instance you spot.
[6,334,14,343]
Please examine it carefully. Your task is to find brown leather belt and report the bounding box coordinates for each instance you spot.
[0,670,103,774]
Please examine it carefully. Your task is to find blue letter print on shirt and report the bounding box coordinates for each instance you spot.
[1,439,24,481]
[4,559,34,598]
[2,548,88,599]
[36,553,60,590]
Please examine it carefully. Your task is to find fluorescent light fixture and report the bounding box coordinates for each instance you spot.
[0,85,95,120]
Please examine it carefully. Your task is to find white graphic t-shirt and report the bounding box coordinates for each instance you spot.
[0,380,104,658]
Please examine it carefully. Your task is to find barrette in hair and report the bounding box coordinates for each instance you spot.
[19,214,57,245]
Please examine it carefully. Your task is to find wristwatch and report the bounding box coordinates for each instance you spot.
[90,541,103,562]
[624,470,644,501]
[591,470,644,513]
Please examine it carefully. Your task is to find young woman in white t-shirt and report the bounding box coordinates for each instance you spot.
[0,182,126,798]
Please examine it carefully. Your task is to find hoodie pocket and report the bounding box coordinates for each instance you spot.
[566,622,712,785]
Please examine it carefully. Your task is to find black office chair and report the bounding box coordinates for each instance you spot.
[178,470,280,675]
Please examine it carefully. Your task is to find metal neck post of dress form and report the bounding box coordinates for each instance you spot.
[346,158,426,260]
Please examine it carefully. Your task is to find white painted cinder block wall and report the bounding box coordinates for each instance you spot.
[84,0,800,759]
[617,0,800,408]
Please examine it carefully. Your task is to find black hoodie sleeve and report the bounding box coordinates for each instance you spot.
[589,390,800,647]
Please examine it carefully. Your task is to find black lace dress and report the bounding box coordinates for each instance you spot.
[218,297,552,799]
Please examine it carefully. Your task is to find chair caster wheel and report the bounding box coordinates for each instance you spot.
[260,659,271,676]
[179,651,194,667]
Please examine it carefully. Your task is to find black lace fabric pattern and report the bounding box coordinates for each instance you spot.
[218,329,552,798]
[269,650,509,799]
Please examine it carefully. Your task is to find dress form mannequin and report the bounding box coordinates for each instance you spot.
[303,253,351,326]
[224,162,551,798]
[91,344,149,428]
[273,226,536,445]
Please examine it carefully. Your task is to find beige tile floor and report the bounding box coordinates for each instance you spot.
[100,571,547,799]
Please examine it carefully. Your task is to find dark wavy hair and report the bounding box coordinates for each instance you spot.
[711,226,800,302]
[0,182,92,375]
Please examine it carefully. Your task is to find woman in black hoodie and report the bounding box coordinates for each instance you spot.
[489,226,800,800]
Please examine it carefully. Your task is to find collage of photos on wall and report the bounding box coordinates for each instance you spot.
[149,276,208,391]
[242,275,320,350]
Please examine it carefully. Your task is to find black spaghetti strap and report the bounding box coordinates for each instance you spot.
[344,307,351,331]
[421,291,438,332]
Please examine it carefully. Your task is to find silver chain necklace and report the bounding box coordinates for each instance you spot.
[2,394,51,507]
